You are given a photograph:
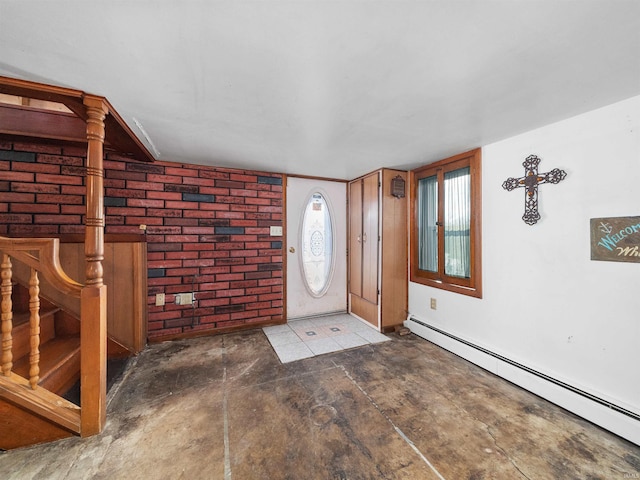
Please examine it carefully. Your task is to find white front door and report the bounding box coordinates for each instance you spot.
[286,177,347,320]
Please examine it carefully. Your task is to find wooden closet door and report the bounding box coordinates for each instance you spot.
[348,179,363,297]
[361,172,379,304]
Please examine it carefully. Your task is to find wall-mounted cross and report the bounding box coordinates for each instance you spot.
[502,155,567,225]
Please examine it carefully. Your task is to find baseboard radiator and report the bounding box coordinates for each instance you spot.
[405,315,640,446]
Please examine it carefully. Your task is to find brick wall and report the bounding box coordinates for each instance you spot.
[0,141,284,340]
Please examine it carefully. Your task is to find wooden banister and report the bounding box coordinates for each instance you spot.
[0,237,85,440]
[1,254,13,376]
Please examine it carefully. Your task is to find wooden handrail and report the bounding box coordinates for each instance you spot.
[0,237,85,438]
[0,237,82,297]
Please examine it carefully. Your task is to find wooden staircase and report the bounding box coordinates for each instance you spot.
[0,284,83,450]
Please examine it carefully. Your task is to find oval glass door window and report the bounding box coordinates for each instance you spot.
[300,192,334,297]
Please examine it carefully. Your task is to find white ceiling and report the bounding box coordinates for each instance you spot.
[1,1,639,179]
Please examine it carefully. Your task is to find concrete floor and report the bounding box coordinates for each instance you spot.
[1,329,639,479]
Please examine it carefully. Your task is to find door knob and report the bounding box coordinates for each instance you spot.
[289,247,295,253]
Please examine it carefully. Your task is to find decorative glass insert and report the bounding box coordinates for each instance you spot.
[300,192,334,296]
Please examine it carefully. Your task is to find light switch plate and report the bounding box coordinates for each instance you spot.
[270,226,283,236]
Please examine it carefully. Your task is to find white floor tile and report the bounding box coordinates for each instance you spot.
[304,337,343,355]
[266,330,302,346]
[333,333,369,349]
[263,324,293,335]
[356,328,390,344]
[272,342,315,363]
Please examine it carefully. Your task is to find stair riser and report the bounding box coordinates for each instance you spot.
[1,311,56,362]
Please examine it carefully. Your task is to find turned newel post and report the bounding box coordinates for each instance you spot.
[84,97,107,286]
[81,95,108,436]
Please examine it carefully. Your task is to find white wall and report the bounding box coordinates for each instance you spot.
[407,94,640,443]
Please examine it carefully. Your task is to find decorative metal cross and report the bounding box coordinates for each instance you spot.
[502,155,567,225]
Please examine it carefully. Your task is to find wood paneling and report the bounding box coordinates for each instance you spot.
[348,169,408,332]
[380,169,408,331]
[59,240,147,353]
[348,179,363,298]
[362,173,379,304]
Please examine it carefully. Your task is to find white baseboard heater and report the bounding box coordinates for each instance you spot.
[405,316,640,446]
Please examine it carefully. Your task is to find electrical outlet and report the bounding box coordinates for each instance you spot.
[155,293,165,306]
[430,298,437,310]
[175,292,195,305]
[270,225,283,236]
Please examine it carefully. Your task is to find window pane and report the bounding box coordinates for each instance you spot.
[418,175,438,272]
[301,193,334,296]
[444,167,470,278]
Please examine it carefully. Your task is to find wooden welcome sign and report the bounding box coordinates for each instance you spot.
[590,216,640,263]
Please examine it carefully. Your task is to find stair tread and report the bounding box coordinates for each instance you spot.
[12,336,81,384]
[8,307,61,328]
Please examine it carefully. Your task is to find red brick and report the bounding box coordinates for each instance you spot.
[230,265,258,273]
[199,170,229,180]
[165,166,199,178]
[147,191,182,201]
[165,200,199,210]
[246,301,272,310]
[11,203,59,213]
[229,173,258,183]
[257,190,282,199]
[106,170,146,181]
[202,285,234,296]
[105,226,143,235]
[34,214,81,224]
[10,224,58,235]
[103,160,127,171]
[198,203,230,211]
[216,289,245,298]
[38,154,83,166]
[14,143,61,154]
[146,174,182,184]
[0,213,32,223]
[105,207,146,216]
[230,204,258,212]
[199,267,231,275]
[199,186,229,195]
[148,259,183,269]
[127,180,164,191]
[105,188,145,199]
[231,220,260,228]
[11,182,59,194]
[0,171,34,182]
[104,179,125,188]
[2,192,35,202]
[199,297,231,308]
[231,295,258,305]
[11,162,60,174]
[182,177,214,186]
[36,173,82,185]
[62,146,88,157]
[127,198,164,208]
[125,217,163,226]
[37,193,83,204]
[147,208,182,218]
[59,225,84,234]
[165,234,199,243]
[230,311,259,321]
[106,216,124,225]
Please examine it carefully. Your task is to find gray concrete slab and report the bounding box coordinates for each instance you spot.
[1,330,638,479]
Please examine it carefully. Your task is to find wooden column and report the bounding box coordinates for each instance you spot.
[80,95,108,436]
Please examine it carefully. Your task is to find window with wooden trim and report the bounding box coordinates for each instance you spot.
[410,148,482,298]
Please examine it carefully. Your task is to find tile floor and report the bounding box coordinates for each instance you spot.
[263,313,390,363]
